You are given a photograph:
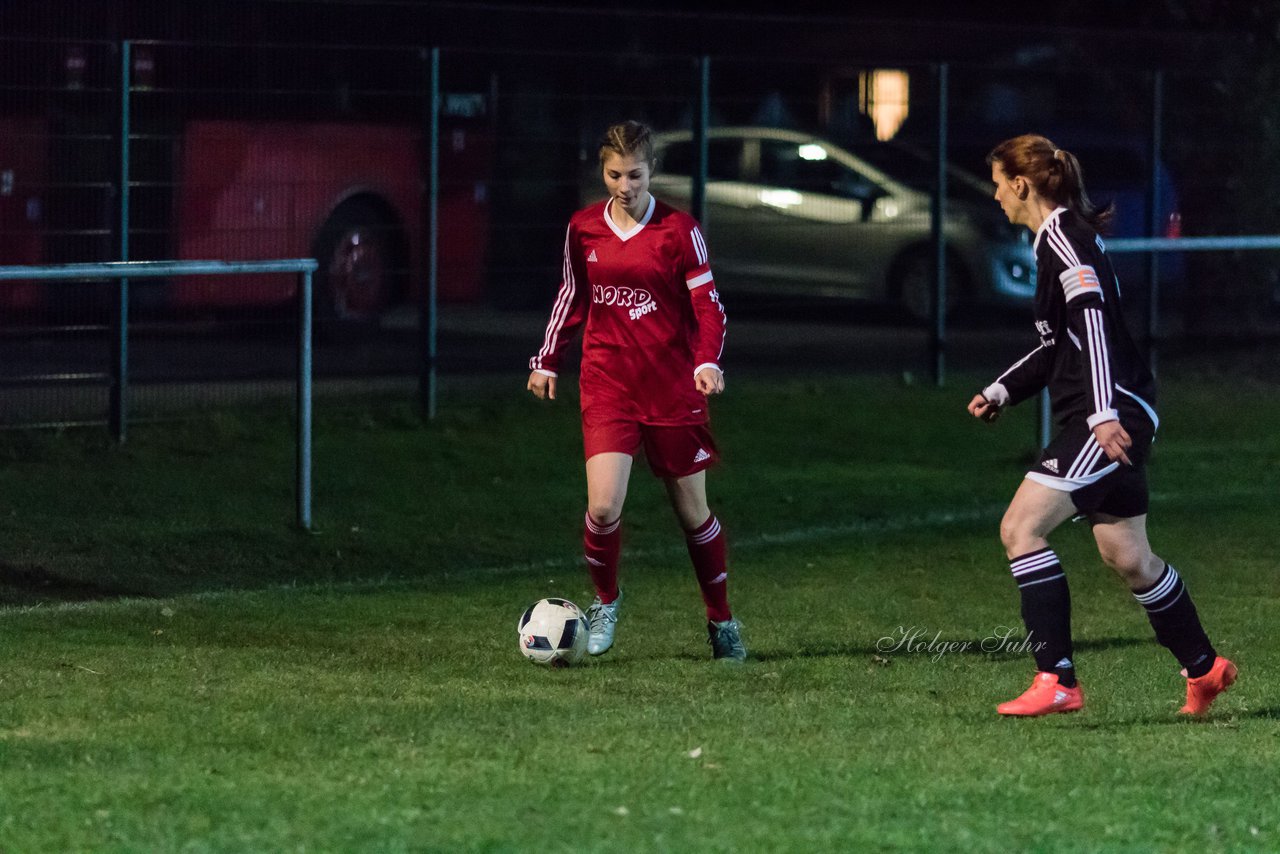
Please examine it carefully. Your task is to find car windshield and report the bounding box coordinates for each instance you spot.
[849,142,991,203]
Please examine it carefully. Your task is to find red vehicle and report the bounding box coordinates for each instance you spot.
[0,115,47,310]
[0,34,493,326]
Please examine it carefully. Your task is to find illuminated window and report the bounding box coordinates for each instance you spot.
[858,69,910,141]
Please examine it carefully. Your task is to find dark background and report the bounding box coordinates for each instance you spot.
[1,1,1276,425]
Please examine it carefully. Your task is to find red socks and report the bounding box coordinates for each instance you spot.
[585,511,733,622]
[686,514,732,623]
[584,512,621,604]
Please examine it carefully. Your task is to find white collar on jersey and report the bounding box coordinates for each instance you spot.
[604,195,656,242]
[1034,206,1069,253]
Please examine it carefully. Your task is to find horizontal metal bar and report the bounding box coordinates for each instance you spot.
[0,372,108,387]
[1108,236,1280,253]
[0,259,318,282]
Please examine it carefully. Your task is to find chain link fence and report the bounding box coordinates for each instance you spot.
[1,3,1276,427]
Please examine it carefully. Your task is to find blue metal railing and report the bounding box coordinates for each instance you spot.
[1028,234,1280,449]
[1108,235,1280,253]
[0,259,318,530]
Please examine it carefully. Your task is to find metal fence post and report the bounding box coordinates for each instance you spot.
[690,55,710,226]
[298,268,313,531]
[1037,388,1051,450]
[930,62,949,387]
[0,259,318,524]
[421,46,440,421]
[1145,69,1165,374]
[112,40,132,442]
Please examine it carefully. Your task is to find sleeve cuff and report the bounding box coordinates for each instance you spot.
[693,362,722,378]
[1087,409,1119,429]
[532,368,558,378]
[981,382,1010,407]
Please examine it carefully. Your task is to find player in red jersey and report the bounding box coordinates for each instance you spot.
[527,120,745,662]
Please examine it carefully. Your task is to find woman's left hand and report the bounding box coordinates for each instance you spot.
[695,366,725,396]
[1092,420,1133,466]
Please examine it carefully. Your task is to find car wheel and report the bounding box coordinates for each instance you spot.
[312,199,399,332]
[891,250,964,323]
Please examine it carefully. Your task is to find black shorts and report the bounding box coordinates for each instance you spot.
[1026,415,1156,518]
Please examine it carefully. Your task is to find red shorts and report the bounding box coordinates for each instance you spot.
[582,410,719,479]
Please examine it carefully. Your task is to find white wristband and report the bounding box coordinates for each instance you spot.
[981,382,1010,407]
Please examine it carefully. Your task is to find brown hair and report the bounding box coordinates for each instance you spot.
[987,134,1114,233]
[598,120,655,167]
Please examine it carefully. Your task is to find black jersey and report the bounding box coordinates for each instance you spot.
[983,207,1158,430]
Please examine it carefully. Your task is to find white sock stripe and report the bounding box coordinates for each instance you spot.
[1144,588,1186,613]
[1012,562,1060,578]
[707,572,727,585]
[584,513,620,536]
[1010,550,1060,573]
[1017,572,1066,588]
[690,518,721,545]
[1134,566,1181,606]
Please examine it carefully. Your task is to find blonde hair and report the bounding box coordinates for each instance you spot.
[598,120,655,167]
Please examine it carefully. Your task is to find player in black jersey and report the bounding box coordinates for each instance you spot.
[967,134,1236,717]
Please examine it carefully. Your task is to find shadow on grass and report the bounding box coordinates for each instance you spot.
[0,561,154,607]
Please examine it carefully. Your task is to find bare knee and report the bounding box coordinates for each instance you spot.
[1100,542,1162,588]
[1000,514,1046,559]
[587,499,624,526]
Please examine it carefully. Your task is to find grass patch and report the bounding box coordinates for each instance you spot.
[1,369,1277,850]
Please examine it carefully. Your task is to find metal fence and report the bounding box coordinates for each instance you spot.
[1,4,1277,428]
[0,258,316,528]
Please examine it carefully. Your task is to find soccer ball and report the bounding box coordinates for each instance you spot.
[517,598,589,667]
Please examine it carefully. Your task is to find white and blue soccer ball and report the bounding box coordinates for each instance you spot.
[518,598,589,667]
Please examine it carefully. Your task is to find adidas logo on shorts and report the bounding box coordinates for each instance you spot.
[1042,458,1059,474]
[693,448,711,464]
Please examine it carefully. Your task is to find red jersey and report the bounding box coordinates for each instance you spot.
[530,196,727,425]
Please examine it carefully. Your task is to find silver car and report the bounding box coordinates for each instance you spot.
[641,127,1035,319]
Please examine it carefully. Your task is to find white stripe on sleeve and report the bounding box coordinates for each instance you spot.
[691,226,708,265]
[686,270,714,289]
[1083,307,1117,425]
[535,226,577,365]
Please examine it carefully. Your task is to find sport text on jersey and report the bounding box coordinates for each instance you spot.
[1036,319,1055,347]
[593,284,659,321]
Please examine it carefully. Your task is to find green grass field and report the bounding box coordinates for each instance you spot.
[1,367,1277,851]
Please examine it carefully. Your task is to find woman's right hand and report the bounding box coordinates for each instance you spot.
[967,393,1001,423]
[527,371,556,400]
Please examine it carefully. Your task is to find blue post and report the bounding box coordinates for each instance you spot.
[930,62,949,387]
[422,46,440,421]
[1038,389,1051,450]
[690,56,709,225]
[298,269,313,531]
[0,259,318,528]
[112,39,132,443]
[1146,70,1164,373]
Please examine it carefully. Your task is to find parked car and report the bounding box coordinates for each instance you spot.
[592,127,1036,320]
[944,130,1186,295]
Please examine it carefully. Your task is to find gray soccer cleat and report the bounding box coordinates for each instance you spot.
[707,618,747,662]
[585,590,622,656]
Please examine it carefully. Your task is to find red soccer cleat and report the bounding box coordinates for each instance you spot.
[1179,656,1237,716]
[997,672,1085,717]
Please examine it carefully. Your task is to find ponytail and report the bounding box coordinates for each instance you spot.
[987,135,1114,233]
